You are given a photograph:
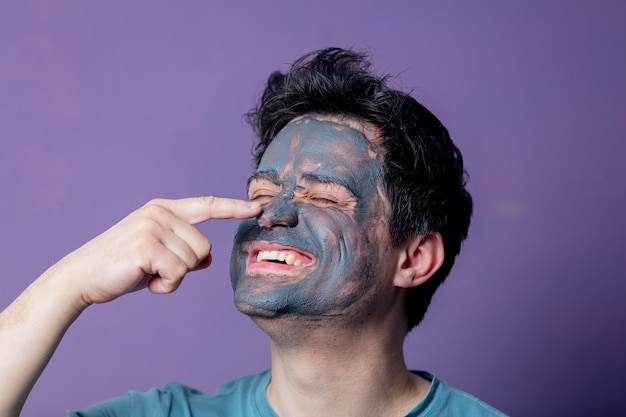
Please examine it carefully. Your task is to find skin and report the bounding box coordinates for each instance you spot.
[230,117,441,417]
[0,120,445,417]
[0,197,262,417]
[230,117,398,320]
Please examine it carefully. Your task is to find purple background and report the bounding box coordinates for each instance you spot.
[1,1,624,416]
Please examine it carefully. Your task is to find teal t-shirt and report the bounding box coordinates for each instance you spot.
[68,370,506,416]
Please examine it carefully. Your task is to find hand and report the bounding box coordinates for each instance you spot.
[56,196,261,309]
[0,196,261,417]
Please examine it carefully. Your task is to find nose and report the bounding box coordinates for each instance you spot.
[258,190,298,228]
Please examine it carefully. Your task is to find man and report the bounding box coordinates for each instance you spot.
[0,48,505,416]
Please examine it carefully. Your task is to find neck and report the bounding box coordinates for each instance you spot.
[260,316,430,417]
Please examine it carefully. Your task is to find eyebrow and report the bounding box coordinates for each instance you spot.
[300,173,357,198]
[247,170,358,198]
[247,170,281,189]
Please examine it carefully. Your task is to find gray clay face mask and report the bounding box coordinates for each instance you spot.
[230,118,394,318]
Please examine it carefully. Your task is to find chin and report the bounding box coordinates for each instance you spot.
[234,300,283,318]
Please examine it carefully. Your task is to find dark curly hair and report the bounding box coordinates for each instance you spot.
[246,47,472,332]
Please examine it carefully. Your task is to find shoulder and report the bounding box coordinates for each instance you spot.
[67,370,272,417]
[409,371,508,417]
[158,371,272,416]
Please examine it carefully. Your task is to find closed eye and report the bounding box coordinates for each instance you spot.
[311,196,336,203]
[250,193,276,204]
[307,195,342,207]
[248,176,280,204]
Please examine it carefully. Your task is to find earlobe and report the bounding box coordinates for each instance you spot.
[393,232,445,289]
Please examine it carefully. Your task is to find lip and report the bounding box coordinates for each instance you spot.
[246,241,315,272]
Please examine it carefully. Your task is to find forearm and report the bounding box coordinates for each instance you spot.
[0,197,260,416]
[0,261,86,417]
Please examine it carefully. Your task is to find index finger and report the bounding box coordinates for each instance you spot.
[153,196,261,224]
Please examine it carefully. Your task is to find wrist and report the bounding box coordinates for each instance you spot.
[37,257,92,318]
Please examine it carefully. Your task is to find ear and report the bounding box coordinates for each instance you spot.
[393,232,445,289]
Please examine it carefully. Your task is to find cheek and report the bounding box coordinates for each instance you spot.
[233,219,259,246]
[303,209,362,271]
[303,208,355,239]
[231,219,261,274]
[350,199,392,268]
[357,185,390,227]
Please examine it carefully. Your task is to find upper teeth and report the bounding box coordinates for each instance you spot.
[256,250,301,266]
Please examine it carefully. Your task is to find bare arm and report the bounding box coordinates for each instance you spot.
[0,197,261,417]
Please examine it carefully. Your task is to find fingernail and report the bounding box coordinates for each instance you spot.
[248,202,261,209]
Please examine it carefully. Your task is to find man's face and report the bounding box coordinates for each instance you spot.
[230,117,396,318]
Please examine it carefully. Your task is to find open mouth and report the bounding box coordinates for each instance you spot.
[248,242,314,270]
[256,250,302,266]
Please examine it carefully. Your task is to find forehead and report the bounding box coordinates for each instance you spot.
[257,118,379,177]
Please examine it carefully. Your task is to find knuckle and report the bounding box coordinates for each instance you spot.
[199,239,212,259]
[145,198,166,207]
[172,261,189,281]
[186,251,200,269]
[133,216,162,238]
[141,202,169,219]
[200,195,217,206]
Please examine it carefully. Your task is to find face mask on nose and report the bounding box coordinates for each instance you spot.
[258,190,298,229]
